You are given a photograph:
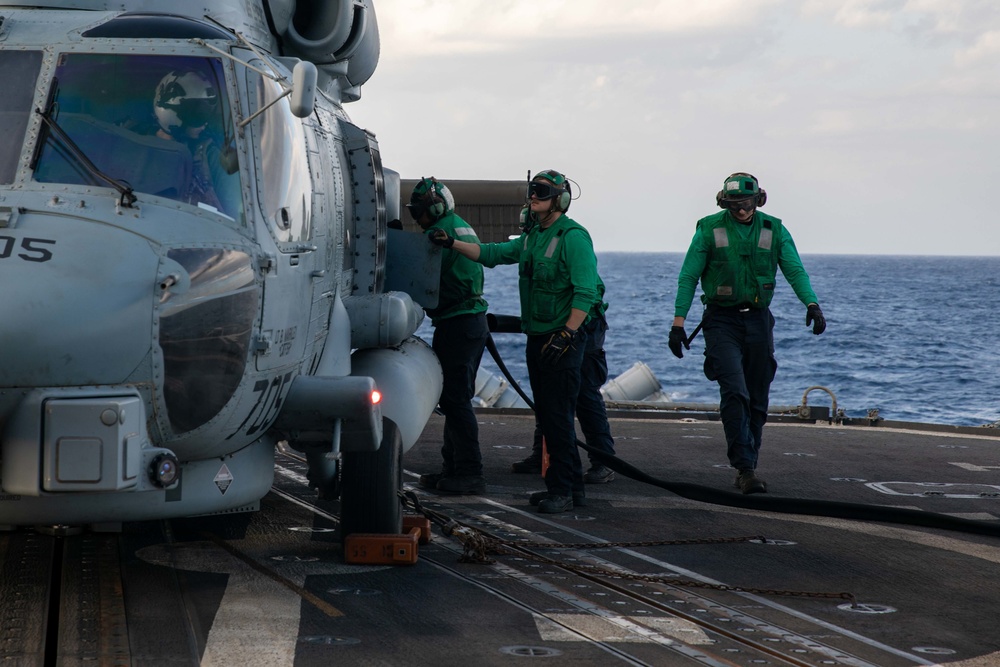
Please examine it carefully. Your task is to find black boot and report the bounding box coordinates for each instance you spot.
[735,469,767,494]
[537,495,573,513]
[418,471,448,490]
[528,490,586,507]
[436,475,486,495]
[510,453,542,474]
[584,465,615,484]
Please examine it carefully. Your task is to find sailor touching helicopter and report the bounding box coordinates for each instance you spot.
[431,170,613,513]
[409,178,490,496]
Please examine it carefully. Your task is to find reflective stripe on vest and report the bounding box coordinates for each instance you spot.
[545,236,561,258]
[713,226,772,250]
[758,227,772,250]
[713,229,732,295]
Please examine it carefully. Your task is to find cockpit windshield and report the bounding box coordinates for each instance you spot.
[33,54,243,221]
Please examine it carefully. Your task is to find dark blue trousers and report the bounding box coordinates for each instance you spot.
[432,312,489,476]
[530,317,615,465]
[526,328,587,498]
[701,306,777,471]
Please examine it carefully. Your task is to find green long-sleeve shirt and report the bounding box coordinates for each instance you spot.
[674,210,818,319]
[477,215,601,335]
[425,211,488,323]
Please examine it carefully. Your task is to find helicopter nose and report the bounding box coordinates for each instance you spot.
[0,214,159,387]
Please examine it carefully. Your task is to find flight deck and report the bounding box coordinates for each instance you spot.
[2,411,998,666]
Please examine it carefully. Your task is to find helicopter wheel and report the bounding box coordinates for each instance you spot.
[339,418,403,539]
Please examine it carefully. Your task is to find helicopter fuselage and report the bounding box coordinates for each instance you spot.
[0,2,441,530]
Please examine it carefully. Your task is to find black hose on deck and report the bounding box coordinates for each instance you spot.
[576,440,1000,539]
[483,312,1000,539]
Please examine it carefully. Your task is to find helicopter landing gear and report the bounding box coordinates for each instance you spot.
[339,418,403,540]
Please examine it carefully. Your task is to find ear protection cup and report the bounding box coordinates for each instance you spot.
[716,190,725,208]
[557,187,571,212]
[756,189,767,208]
[426,196,446,219]
[414,177,450,220]
[534,169,572,212]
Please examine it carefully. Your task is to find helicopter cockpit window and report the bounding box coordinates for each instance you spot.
[0,51,43,185]
[251,74,312,244]
[32,54,244,222]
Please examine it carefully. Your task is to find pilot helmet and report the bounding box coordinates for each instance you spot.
[154,70,219,137]
[716,172,767,210]
[407,177,454,224]
[528,170,572,212]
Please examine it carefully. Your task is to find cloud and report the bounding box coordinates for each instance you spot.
[954,29,1000,66]
[354,0,1000,255]
[374,0,783,55]
[801,0,899,28]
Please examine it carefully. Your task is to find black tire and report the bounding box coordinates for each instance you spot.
[339,418,403,539]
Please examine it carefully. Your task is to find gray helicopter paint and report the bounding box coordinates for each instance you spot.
[0,1,442,525]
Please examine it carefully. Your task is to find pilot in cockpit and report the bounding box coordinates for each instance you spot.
[153,70,240,217]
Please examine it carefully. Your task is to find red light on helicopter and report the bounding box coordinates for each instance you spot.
[371,390,382,405]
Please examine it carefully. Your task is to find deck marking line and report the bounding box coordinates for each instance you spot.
[476,496,934,667]
[949,462,1000,472]
[535,614,714,644]
[201,532,344,618]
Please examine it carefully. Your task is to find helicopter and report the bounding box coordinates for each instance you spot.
[0,0,443,538]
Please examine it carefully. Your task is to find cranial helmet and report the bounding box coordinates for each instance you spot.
[716,172,767,209]
[154,70,219,136]
[407,177,454,221]
[529,169,572,212]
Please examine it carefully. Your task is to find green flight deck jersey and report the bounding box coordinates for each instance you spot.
[674,210,818,319]
[476,215,601,336]
[425,211,488,323]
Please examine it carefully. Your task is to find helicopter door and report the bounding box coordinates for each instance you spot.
[248,72,318,372]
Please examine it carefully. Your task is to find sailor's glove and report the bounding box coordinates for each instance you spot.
[428,229,454,248]
[540,327,578,367]
[668,326,689,358]
[806,303,826,335]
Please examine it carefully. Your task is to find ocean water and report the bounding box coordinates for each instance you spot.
[420,254,1000,428]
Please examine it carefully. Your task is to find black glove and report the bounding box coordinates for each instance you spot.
[806,303,826,335]
[540,327,578,367]
[668,326,690,358]
[428,229,454,248]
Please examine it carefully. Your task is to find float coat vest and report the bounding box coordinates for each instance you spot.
[477,215,601,335]
[425,211,488,323]
[697,211,783,309]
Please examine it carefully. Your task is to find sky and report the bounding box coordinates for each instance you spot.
[347,0,1000,255]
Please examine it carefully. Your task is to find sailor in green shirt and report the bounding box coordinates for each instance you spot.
[408,178,489,496]
[669,173,826,494]
[431,170,609,513]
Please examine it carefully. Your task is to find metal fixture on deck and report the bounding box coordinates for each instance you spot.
[800,385,838,423]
